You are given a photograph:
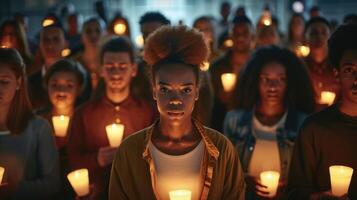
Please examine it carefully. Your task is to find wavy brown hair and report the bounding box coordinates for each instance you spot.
[0,48,33,134]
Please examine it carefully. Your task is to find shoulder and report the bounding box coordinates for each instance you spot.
[203,127,235,152]
[301,106,337,129]
[224,109,251,128]
[117,127,149,156]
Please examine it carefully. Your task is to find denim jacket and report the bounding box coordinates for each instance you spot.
[223,109,307,180]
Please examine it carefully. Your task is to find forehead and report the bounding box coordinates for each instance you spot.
[340,50,357,67]
[307,22,329,32]
[155,63,196,84]
[194,20,212,29]
[261,62,286,74]
[102,51,131,63]
[84,21,101,30]
[233,23,251,33]
[0,64,16,77]
[141,22,163,32]
[49,71,78,81]
[41,27,64,39]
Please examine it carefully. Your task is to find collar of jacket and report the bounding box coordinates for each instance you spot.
[141,118,220,200]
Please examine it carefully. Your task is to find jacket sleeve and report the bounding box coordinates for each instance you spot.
[67,109,100,172]
[286,120,318,199]
[221,139,246,200]
[108,148,129,200]
[15,119,61,198]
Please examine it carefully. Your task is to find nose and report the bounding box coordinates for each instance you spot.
[169,91,182,105]
[267,79,280,90]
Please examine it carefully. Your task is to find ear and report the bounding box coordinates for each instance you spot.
[194,85,200,101]
[131,63,138,77]
[333,68,340,81]
[16,77,22,90]
[152,85,157,101]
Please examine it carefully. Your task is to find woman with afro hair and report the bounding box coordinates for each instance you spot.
[109,25,245,200]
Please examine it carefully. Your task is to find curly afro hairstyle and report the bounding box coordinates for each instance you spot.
[143,25,209,83]
[328,24,357,69]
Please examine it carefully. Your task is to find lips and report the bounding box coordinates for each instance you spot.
[56,94,67,100]
[167,111,184,118]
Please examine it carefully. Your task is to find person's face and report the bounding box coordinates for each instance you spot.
[220,5,231,19]
[232,23,253,52]
[140,21,164,42]
[259,62,287,106]
[82,21,102,48]
[194,20,214,44]
[257,26,280,47]
[1,25,18,49]
[48,71,81,110]
[0,65,21,108]
[291,16,304,37]
[101,52,137,92]
[336,50,357,105]
[40,27,67,62]
[153,63,199,125]
[305,22,330,50]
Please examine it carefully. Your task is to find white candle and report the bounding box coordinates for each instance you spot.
[169,190,192,200]
[52,115,70,137]
[0,166,4,184]
[67,168,90,197]
[260,171,280,197]
[320,91,336,106]
[221,73,237,92]
[106,123,125,147]
[329,165,354,196]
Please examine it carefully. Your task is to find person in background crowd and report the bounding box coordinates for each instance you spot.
[304,17,340,111]
[287,24,357,200]
[309,6,322,18]
[256,25,281,47]
[343,14,357,25]
[224,46,315,199]
[216,1,231,44]
[0,19,33,73]
[109,25,245,200]
[0,48,60,200]
[210,15,254,131]
[66,13,82,55]
[285,13,305,52]
[67,37,155,200]
[74,17,106,93]
[37,59,86,200]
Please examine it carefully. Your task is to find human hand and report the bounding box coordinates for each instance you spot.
[97,146,117,167]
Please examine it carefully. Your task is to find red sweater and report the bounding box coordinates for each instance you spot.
[67,95,156,199]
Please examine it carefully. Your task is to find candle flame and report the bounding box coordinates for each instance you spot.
[224,39,233,47]
[136,35,144,47]
[200,61,210,71]
[61,48,71,57]
[42,19,55,27]
[114,23,127,35]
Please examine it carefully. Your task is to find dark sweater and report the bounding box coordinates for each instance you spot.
[287,105,357,199]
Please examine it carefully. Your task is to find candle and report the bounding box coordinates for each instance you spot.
[106,123,125,147]
[67,168,90,197]
[42,18,55,27]
[329,165,354,196]
[52,115,70,137]
[61,48,71,57]
[260,171,280,197]
[169,190,192,200]
[295,45,310,57]
[320,91,336,106]
[200,61,210,71]
[114,22,126,35]
[0,166,4,184]
[221,73,237,92]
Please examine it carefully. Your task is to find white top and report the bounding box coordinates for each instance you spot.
[149,140,205,200]
[0,130,10,135]
[248,112,287,178]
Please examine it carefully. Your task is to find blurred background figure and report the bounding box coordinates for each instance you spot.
[107,12,131,39]
[0,19,33,73]
[309,5,321,18]
[285,13,305,51]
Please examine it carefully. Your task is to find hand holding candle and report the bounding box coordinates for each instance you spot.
[0,167,4,184]
[67,168,90,197]
[52,115,70,137]
[106,123,125,147]
[169,190,192,200]
[221,73,237,92]
[329,165,354,196]
[320,91,336,106]
[260,171,280,198]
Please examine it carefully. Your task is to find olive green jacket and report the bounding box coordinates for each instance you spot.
[109,119,246,200]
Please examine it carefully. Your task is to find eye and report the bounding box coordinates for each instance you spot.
[343,67,353,74]
[182,87,192,94]
[0,80,10,85]
[159,87,169,93]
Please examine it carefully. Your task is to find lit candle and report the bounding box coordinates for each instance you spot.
[52,115,70,137]
[295,45,310,57]
[260,171,280,197]
[67,168,90,197]
[61,48,71,57]
[136,35,144,48]
[106,123,125,147]
[114,22,127,35]
[320,91,336,106]
[169,190,192,200]
[221,73,237,92]
[329,165,354,196]
[200,61,210,71]
[0,166,4,184]
[224,39,233,48]
[42,18,55,27]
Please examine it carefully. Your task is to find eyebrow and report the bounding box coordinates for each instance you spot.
[158,82,194,86]
[341,62,357,67]
[260,73,286,76]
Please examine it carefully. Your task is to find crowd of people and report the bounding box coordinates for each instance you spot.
[0,1,357,200]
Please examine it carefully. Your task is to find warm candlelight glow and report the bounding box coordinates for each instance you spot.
[106,123,125,147]
[136,35,144,48]
[67,168,89,197]
[262,18,272,26]
[200,61,210,71]
[42,19,55,27]
[329,165,354,196]
[224,39,233,48]
[114,22,127,35]
[260,171,280,197]
[320,91,336,106]
[295,45,310,57]
[0,166,4,184]
[169,190,192,200]
[221,73,236,92]
[52,115,70,137]
[61,48,71,57]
